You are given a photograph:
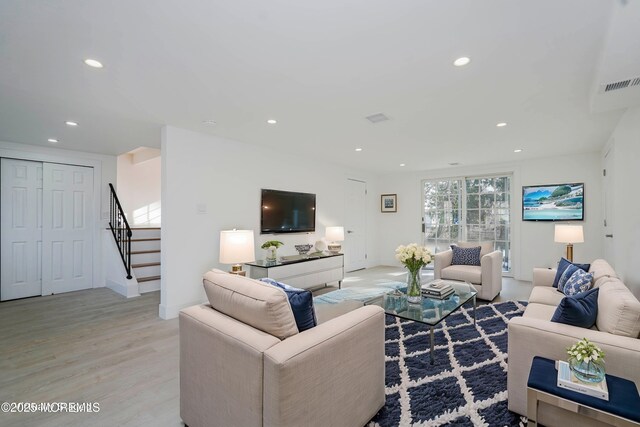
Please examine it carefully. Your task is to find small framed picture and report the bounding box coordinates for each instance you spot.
[381,194,397,213]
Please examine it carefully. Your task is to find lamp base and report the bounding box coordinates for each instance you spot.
[327,243,342,254]
[565,244,574,262]
[230,264,246,276]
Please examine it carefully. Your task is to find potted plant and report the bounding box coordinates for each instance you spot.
[261,240,284,262]
[567,338,605,383]
[395,244,432,303]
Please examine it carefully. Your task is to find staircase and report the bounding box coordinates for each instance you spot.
[130,227,161,293]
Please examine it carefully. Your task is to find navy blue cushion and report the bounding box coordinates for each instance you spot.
[528,357,640,423]
[450,245,481,266]
[553,257,590,288]
[551,288,599,328]
[260,278,317,332]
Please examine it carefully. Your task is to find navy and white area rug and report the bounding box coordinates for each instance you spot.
[369,301,528,427]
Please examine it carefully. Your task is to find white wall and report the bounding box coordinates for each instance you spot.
[376,152,604,281]
[0,140,117,289]
[606,106,640,298]
[160,126,378,319]
[116,152,161,226]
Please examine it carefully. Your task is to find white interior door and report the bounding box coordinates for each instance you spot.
[603,142,615,262]
[42,163,94,295]
[1,158,43,301]
[344,179,367,272]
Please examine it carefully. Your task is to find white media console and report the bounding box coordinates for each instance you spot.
[246,253,344,290]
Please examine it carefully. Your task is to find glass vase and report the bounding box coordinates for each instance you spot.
[406,268,422,304]
[266,247,277,263]
[569,357,605,383]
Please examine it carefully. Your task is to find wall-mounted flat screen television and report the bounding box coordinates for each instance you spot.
[522,183,584,221]
[261,189,316,233]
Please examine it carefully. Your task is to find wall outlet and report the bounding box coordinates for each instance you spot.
[196,203,207,214]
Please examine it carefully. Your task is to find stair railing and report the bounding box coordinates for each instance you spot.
[109,183,133,279]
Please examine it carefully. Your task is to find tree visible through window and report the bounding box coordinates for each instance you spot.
[423,175,511,273]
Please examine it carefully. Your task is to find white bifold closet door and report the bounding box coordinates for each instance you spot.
[41,162,94,295]
[0,159,43,301]
[1,159,94,301]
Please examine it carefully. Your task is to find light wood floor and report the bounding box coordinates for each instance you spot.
[0,266,532,427]
[0,289,182,427]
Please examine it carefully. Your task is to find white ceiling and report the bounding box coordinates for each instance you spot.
[0,0,638,172]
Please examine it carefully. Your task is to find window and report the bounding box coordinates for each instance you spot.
[423,174,512,273]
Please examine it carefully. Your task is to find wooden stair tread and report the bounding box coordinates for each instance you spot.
[131,238,161,242]
[137,275,161,283]
[132,262,161,268]
[131,250,161,254]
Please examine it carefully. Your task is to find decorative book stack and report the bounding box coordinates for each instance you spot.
[556,360,609,400]
[422,280,454,300]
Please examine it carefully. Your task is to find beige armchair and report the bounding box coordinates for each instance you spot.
[179,270,385,427]
[433,241,503,301]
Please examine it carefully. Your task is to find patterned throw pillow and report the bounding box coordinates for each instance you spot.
[562,269,594,296]
[552,257,591,288]
[450,245,481,266]
[557,264,580,293]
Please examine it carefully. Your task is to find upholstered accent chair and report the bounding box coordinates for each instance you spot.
[433,241,503,301]
[179,269,385,427]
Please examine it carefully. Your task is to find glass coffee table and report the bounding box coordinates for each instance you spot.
[366,281,477,365]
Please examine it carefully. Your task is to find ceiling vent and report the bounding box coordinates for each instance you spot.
[600,76,640,93]
[365,113,390,123]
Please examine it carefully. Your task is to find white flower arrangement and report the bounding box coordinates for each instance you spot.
[395,243,432,272]
[567,338,605,364]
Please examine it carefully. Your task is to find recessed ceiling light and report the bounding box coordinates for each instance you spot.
[47,138,58,143]
[355,148,363,152]
[84,59,103,68]
[399,163,406,167]
[202,120,216,125]
[453,57,471,67]
[266,119,277,124]
[496,122,507,127]
[65,121,78,126]
[514,149,523,153]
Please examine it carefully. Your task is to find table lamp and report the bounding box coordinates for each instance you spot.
[326,226,344,254]
[554,224,583,262]
[219,229,255,276]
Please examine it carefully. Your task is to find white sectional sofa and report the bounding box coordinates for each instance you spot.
[507,259,640,425]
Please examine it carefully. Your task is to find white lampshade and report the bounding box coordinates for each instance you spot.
[326,226,345,242]
[219,229,255,264]
[554,224,584,244]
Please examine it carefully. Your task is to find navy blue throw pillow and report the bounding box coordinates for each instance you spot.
[553,258,590,289]
[450,245,481,266]
[551,288,599,328]
[260,278,317,332]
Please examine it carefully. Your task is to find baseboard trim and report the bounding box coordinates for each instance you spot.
[159,299,206,320]
[106,279,140,298]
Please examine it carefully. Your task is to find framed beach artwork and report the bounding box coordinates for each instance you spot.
[522,183,584,221]
[381,194,397,213]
